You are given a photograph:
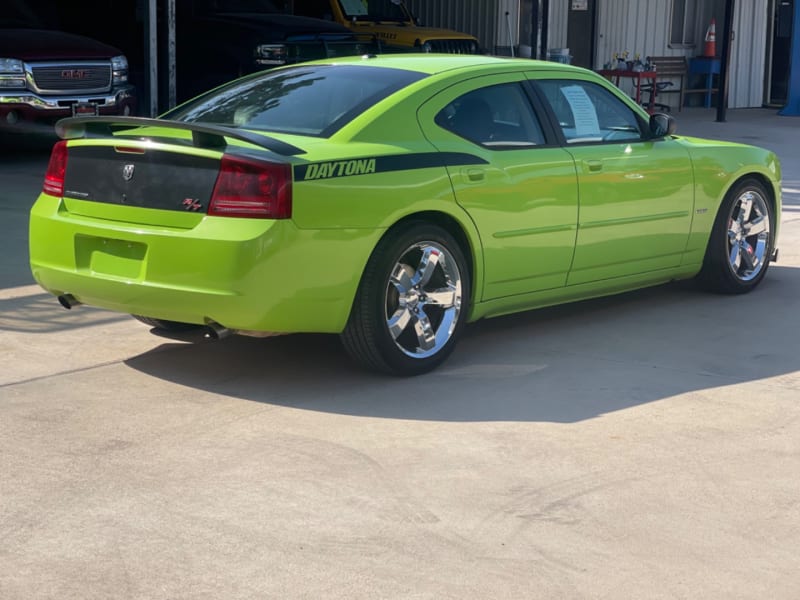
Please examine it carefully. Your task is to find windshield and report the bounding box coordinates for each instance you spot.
[165,64,425,137]
[336,0,410,22]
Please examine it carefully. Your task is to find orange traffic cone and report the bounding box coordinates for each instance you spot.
[703,18,717,57]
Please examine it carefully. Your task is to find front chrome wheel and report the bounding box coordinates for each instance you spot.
[699,178,774,294]
[726,188,770,282]
[385,242,463,359]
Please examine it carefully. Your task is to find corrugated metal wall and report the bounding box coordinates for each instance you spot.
[547,0,569,49]
[403,0,767,107]
[592,0,767,108]
[404,0,498,53]
[402,0,524,56]
[595,1,675,70]
[591,1,683,108]
[496,0,519,54]
[729,0,768,108]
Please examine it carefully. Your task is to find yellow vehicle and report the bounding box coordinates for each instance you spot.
[293,0,480,54]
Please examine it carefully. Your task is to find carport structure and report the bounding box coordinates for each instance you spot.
[13,0,795,117]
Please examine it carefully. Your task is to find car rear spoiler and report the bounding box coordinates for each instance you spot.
[55,116,305,156]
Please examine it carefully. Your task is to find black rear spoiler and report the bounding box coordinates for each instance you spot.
[55,116,305,156]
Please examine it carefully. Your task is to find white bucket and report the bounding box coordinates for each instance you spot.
[546,48,571,64]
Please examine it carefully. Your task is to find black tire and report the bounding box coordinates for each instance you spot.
[341,221,471,376]
[697,178,774,294]
[132,315,202,331]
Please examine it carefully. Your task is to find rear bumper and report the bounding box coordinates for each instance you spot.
[0,85,137,124]
[29,194,377,333]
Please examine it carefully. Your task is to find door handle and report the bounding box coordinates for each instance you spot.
[463,168,485,182]
[585,160,603,172]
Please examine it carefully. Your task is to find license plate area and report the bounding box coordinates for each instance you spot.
[72,102,99,117]
[75,235,146,280]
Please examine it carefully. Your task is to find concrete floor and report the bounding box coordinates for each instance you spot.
[1,108,799,599]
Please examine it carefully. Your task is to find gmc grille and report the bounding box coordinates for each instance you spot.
[31,63,112,94]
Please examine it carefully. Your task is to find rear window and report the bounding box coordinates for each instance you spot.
[165,64,425,137]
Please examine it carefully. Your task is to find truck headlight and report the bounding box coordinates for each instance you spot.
[0,58,25,89]
[111,55,129,84]
[0,58,24,73]
[255,44,288,66]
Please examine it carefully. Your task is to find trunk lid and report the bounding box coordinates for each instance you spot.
[62,142,221,226]
[51,117,305,227]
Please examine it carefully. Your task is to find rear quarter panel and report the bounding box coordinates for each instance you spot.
[289,138,485,316]
[286,78,491,310]
[291,140,465,229]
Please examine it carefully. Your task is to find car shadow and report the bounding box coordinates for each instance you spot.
[0,289,136,333]
[124,264,800,424]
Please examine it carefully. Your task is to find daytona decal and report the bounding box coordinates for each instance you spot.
[304,159,377,180]
[294,152,488,181]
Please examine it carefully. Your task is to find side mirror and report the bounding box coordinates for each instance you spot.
[649,113,677,138]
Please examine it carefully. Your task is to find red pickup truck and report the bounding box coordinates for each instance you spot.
[0,25,137,129]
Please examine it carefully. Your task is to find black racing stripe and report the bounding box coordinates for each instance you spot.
[294,152,488,181]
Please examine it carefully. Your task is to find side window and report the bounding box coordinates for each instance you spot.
[536,80,643,144]
[435,83,546,149]
[670,0,698,47]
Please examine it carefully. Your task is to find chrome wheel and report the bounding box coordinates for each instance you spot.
[341,222,470,375]
[726,188,770,282]
[698,178,774,295]
[385,242,463,359]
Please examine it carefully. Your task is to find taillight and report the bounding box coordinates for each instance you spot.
[208,154,292,219]
[43,140,68,196]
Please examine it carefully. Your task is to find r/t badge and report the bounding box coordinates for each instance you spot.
[182,198,203,211]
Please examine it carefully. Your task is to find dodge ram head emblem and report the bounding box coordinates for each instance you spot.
[122,164,135,181]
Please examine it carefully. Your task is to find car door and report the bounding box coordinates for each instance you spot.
[418,73,579,300]
[531,76,695,285]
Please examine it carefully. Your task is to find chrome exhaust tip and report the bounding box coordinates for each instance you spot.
[204,321,231,340]
[57,294,81,309]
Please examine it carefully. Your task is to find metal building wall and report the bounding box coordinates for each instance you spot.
[404,0,498,53]
[547,0,569,50]
[401,0,529,56]
[402,0,767,107]
[496,0,519,54]
[595,1,674,70]
[594,0,766,107]
[728,0,768,108]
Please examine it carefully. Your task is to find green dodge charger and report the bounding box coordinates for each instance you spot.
[29,55,781,375]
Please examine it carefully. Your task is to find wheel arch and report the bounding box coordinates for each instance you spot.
[346,209,484,323]
[385,210,482,305]
[341,210,480,374]
[696,172,777,294]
